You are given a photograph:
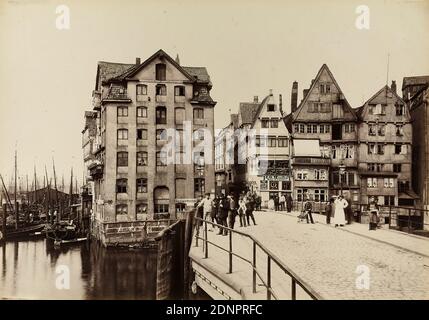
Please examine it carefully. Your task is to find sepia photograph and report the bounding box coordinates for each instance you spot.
[0,0,429,308]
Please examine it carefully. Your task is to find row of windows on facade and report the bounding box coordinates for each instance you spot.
[367,163,402,173]
[367,143,408,155]
[295,169,328,180]
[260,180,291,191]
[116,203,188,216]
[115,178,206,196]
[117,151,206,167]
[366,178,410,192]
[136,83,186,97]
[254,136,289,148]
[117,127,206,142]
[296,189,327,202]
[367,103,405,116]
[368,123,405,136]
[117,106,204,123]
[293,123,345,134]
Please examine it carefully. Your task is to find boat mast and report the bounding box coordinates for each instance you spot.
[44,165,51,220]
[52,158,60,222]
[26,174,29,221]
[14,149,18,230]
[69,168,73,208]
[33,165,37,205]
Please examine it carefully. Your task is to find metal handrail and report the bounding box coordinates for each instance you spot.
[193,217,321,300]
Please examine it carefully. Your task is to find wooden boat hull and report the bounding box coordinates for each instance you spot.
[4,224,46,240]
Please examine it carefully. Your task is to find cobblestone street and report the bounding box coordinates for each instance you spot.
[191,210,429,300]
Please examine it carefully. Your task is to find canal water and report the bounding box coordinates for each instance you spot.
[0,239,158,299]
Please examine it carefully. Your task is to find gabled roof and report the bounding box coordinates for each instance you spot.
[283,113,293,133]
[95,61,135,90]
[250,95,271,128]
[182,66,212,85]
[358,85,407,120]
[239,102,260,126]
[293,64,357,121]
[402,76,429,90]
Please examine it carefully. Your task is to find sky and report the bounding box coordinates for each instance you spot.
[0,0,429,190]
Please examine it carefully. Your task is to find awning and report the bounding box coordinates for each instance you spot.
[293,139,321,157]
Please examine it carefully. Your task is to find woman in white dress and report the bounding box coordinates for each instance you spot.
[333,195,348,227]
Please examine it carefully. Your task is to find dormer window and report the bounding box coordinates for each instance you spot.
[267,104,275,112]
[396,103,404,116]
[156,63,166,81]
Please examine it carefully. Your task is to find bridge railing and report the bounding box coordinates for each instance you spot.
[193,217,321,300]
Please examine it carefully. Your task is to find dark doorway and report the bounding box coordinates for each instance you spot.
[332,124,342,140]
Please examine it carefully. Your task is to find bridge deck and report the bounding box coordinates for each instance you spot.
[189,210,429,300]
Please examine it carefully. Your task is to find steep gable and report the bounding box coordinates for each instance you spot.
[360,85,410,121]
[252,94,289,135]
[293,64,357,122]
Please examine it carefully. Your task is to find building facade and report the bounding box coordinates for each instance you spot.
[404,76,429,229]
[245,92,292,207]
[356,83,415,208]
[85,49,216,245]
[290,64,359,204]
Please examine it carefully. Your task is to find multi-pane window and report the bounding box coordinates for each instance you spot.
[117,129,128,140]
[174,86,185,96]
[255,136,267,147]
[319,83,330,94]
[137,152,148,166]
[116,204,128,215]
[156,107,167,124]
[155,63,166,81]
[117,152,128,167]
[383,178,395,188]
[294,124,299,133]
[116,179,127,193]
[368,144,384,155]
[393,164,402,173]
[395,144,407,155]
[384,196,395,206]
[344,123,356,133]
[377,124,385,136]
[314,189,326,202]
[136,178,148,193]
[117,106,128,117]
[137,129,148,140]
[136,84,147,96]
[193,108,204,119]
[278,137,288,147]
[368,124,376,136]
[156,151,167,166]
[137,107,147,118]
[307,124,312,133]
[261,119,270,128]
[194,178,205,193]
[136,203,148,215]
[154,203,169,214]
[282,181,291,190]
[312,124,318,133]
[270,119,278,128]
[396,124,404,136]
[296,170,308,180]
[368,163,383,172]
[268,137,276,147]
[299,124,305,133]
[367,177,377,188]
[155,84,167,95]
[156,129,167,141]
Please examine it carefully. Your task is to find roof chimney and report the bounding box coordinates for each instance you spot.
[269,89,273,96]
[279,94,283,113]
[291,81,298,113]
[391,80,397,94]
[135,57,141,65]
[253,96,258,103]
[175,54,180,65]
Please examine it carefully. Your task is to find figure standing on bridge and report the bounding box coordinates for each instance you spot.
[227,193,237,230]
[216,194,228,236]
[333,195,348,227]
[197,193,214,232]
[367,196,380,231]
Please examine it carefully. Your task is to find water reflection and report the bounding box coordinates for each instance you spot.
[0,239,157,300]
